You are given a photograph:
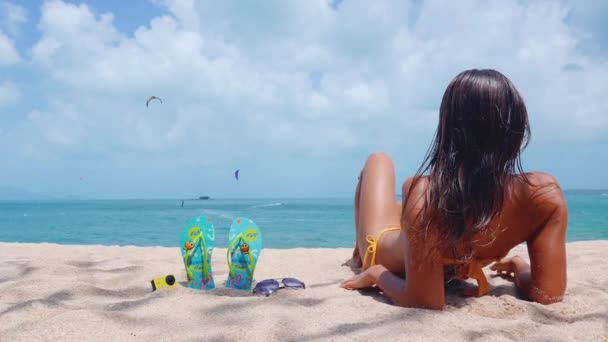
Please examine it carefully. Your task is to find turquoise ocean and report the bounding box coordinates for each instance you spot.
[0,195,607,248]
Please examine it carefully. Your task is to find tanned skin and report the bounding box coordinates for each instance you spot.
[341,153,568,310]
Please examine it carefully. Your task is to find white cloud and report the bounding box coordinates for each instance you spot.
[27,104,86,147]
[1,1,27,36]
[27,1,606,149]
[0,30,20,64]
[381,0,608,141]
[0,80,20,106]
[2,0,608,195]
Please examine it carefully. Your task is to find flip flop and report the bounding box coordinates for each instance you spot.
[180,216,215,290]
[225,217,263,290]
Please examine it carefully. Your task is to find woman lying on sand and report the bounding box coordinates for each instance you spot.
[341,69,567,310]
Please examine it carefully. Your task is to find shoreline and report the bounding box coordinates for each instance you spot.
[1,239,607,249]
[1,241,607,341]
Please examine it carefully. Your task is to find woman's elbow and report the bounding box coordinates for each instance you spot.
[528,286,565,305]
[393,295,444,310]
[535,297,563,305]
[417,302,444,310]
[405,301,444,311]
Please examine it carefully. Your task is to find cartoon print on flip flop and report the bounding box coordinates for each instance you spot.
[181,216,216,290]
[226,217,263,290]
[184,240,194,251]
[231,244,260,270]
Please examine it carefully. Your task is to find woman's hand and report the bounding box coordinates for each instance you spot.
[490,256,527,281]
[340,266,377,290]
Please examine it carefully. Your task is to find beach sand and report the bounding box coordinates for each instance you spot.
[1,241,607,342]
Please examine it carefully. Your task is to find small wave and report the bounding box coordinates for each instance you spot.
[199,209,235,220]
[251,202,283,209]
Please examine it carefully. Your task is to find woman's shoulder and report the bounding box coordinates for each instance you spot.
[402,175,429,194]
[511,172,567,215]
[400,172,567,215]
[401,172,567,214]
[522,171,560,187]
[400,176,431,224]
[401,176,429,205]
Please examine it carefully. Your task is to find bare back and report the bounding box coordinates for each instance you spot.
[400,171,568,305]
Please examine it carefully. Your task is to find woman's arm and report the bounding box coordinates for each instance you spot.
[491,255,533,297]
[491,179,568,304]
[525,197,568,303]
[368,255,445,310]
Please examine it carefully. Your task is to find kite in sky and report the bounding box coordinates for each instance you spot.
[234,169,240,181]
[146,96,163,107]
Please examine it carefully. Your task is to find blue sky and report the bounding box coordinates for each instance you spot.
[0,0,607,199]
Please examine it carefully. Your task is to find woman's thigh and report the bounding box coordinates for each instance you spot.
[356,153,403,267]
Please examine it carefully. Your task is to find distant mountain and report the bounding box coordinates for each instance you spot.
[0,186,54,200]
[62,195,91,200]
[564,189,608,195]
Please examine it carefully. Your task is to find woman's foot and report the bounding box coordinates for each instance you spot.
[345,243,363,270]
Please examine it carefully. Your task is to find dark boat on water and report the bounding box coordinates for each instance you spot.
[198,196,210,200]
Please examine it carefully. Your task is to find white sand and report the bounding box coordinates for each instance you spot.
[0,241,607,341]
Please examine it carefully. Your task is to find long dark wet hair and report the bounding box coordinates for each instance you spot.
[407,69,531,258]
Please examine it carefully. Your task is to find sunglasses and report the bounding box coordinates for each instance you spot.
[252,278,306,296]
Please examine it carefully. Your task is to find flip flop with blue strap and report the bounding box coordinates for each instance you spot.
[180,216,215,290]
[225,217,263,290]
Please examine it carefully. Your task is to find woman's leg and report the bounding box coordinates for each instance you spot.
[350,171,363,267]
[353,153,402,270]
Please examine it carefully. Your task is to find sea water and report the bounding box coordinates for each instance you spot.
[0,195,606,248]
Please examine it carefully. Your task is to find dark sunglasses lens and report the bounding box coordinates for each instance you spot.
[257,279,280,287]
[253,284,278,296]
[282,278,305,289]
[253,280,279,296]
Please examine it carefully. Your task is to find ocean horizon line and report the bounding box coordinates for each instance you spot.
[0,196,358,201]
[1,188,607,201]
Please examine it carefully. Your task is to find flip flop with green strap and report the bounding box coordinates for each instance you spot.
[225,217,263,290]
[180,216,215,290]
